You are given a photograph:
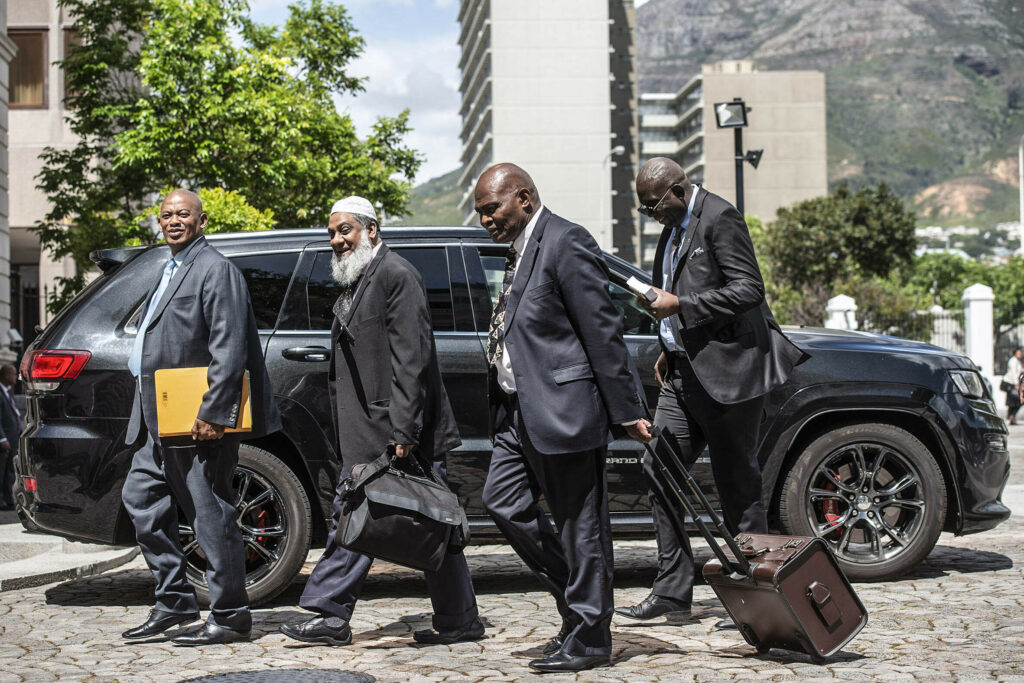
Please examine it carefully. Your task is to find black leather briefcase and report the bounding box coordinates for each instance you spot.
[336,449,469,573]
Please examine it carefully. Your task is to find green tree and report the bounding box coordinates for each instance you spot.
[36,0,422,313]
[760,183,918,325]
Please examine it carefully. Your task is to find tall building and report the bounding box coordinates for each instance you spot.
[6,0,79,352]
[638,60,827,268]
[0,0,15,362]
[457,0,638,262]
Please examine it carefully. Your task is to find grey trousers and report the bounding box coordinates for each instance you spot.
[121,430,250,631]
[644,356,767,604]
[482,395,614,657]
[299,456,479,631]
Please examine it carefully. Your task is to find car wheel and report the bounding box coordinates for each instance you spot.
[179,444,312,606]
[778,423,946,582]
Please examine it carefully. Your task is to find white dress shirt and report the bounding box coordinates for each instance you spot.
[495,206,543,394]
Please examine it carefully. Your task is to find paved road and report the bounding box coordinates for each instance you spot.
[1,432,1022,682]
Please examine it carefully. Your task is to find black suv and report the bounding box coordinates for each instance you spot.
[14,228,1010,604]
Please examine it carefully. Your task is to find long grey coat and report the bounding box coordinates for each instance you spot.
[125,236,282,445]
[329,243,461,465]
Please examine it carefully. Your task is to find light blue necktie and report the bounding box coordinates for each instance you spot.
[128,257,179,377]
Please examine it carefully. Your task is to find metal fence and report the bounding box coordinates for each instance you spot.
[859,309,965,354]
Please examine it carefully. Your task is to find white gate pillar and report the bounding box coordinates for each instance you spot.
[962,283,995,397]
[825,294,858,330]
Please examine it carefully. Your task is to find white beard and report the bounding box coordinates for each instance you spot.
[331,239,374,286]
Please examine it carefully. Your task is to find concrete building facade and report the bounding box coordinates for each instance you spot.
[638,60,827,267]
[0,0,15,362]
[457,0,639,261]
[7,0,78,352]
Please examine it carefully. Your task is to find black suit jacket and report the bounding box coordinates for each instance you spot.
[653,188,809,404]
[125,237,282,445]
[493,208,645,455]
[329,244,461,465]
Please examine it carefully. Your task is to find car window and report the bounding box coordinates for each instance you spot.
[230,251,300,330]
[475,247,655,336]
[305,247,456,332]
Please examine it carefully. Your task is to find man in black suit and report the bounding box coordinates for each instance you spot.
[475,164,652,673]
[120,189,282,646]
[0,364,20,510]
[279,196,482,647]
[615,157,807,625]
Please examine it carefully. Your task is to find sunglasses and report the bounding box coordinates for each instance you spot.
[638,183,681,217]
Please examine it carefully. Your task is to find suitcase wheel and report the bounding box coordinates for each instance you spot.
[755,644,771,655]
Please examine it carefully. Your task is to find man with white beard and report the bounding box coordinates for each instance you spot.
[280,196,483,646]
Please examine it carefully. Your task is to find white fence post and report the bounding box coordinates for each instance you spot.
[825,294,858,330]
[962,283,996,402]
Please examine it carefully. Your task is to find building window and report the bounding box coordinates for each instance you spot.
[63,28,81,106]
[10,29,48,109]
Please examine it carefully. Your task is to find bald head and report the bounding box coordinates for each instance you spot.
[159,188,208,254]
[0,364,15,387]
[636,157,692,226]
[474,163,541,244]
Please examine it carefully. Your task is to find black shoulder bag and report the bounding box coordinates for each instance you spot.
[336,449,470,573]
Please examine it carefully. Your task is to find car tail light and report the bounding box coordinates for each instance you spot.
[22,476,37,493]
[21,350,92,390]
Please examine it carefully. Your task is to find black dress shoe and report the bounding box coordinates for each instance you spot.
[614,593,691,621]
[172,621,250,647]
[541,621,575,655]
[279,616,352,646]
[122,609,200,639]
[413,617,485,644]
[529,651,611,673]
[715,617,738,630]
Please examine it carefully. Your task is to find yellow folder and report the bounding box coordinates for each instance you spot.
[153,367,252,437]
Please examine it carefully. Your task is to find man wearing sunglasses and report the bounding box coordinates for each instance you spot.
[617,157,808,626]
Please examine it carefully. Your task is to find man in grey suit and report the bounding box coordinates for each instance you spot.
[0,364,20,510]
[120,189,281,646]
[280,196,482,647]
[475,164,652,673]
[616,157,807,626]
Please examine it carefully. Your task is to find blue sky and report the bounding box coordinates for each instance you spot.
[249,0,462,184]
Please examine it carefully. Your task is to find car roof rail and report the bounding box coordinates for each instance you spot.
[89,246,146,272]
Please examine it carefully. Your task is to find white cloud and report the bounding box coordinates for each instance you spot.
[335,32,462,182]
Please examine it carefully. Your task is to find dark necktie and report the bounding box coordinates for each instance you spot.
[333,285,355,321]
[486,245,518,366]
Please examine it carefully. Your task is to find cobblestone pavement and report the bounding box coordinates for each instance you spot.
[2,434,1022,683]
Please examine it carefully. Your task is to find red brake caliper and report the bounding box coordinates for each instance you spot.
[822,473,842,534]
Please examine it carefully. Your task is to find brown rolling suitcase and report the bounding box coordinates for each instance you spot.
[643,436,867,661]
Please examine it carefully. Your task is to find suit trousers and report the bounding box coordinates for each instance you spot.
[644,354,767,603]
[299,456,479,631]
[121,429,250,631]
[0,447,14,506]
[482,394,614,657]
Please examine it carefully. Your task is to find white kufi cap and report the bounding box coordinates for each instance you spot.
[330,195,377,221]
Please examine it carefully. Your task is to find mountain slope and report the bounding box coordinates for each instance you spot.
[636,0,1024,204]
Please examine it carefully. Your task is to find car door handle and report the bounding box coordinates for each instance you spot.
[282,346,329,362]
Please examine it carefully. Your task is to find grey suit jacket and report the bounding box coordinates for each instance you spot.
[125,236,282,445]
[491,208,646,455]
[329,244,461,465]
[653,187,809,404]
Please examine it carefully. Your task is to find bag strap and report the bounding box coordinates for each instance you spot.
[342,451,393,498]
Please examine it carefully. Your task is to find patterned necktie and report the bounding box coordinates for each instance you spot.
[486,246,518,366]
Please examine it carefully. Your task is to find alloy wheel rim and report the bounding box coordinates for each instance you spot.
[180,466,288,588]
[804,441,926,565]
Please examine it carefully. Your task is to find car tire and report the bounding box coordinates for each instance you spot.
[778,423,946,582]
[182,444,312,607]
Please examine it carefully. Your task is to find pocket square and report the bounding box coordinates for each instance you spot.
[690,247,705,259]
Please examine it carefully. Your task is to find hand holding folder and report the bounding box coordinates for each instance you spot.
[153,367,252,438]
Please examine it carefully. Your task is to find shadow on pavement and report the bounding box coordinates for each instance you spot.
[886,545,1013,581]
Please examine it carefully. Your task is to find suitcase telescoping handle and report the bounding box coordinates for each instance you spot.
[642,433,752,578]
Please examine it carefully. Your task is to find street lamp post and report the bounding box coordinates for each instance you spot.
[601,145,626,250]
[1018,132,1023,255]
[714,98,763,217]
